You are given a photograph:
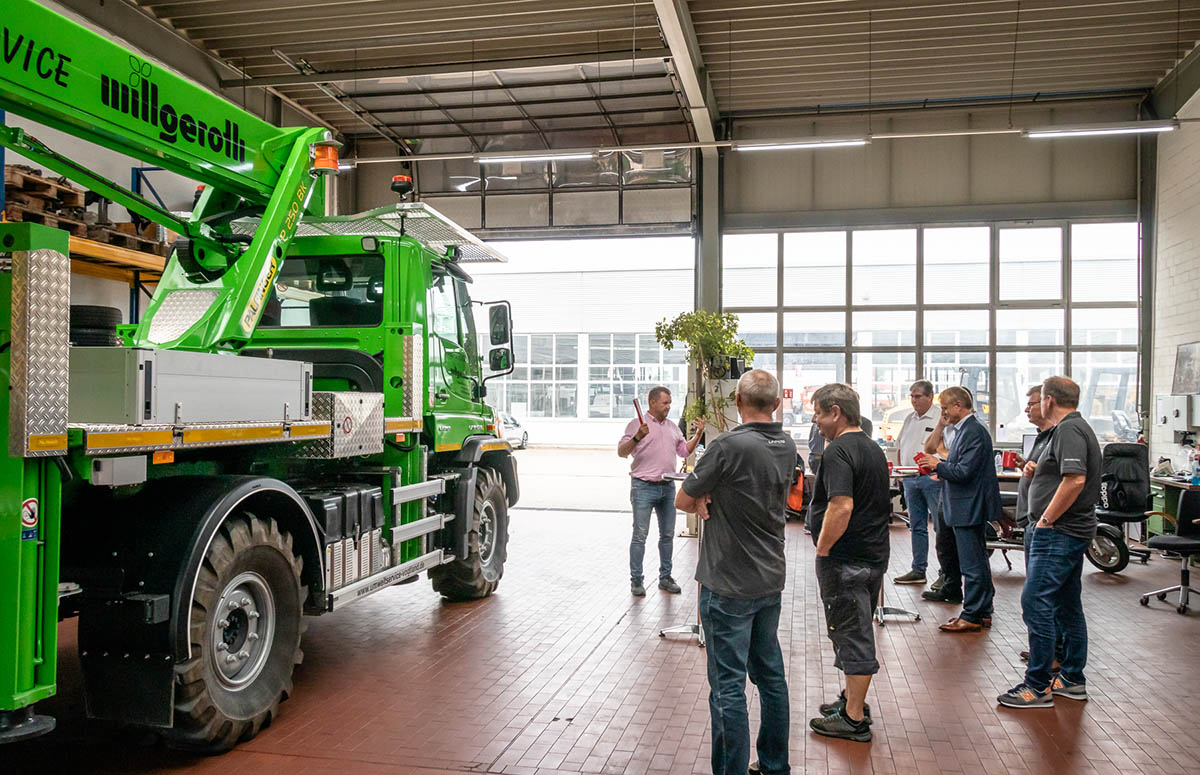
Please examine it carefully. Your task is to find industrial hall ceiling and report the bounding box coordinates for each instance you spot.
[123,0,1200,154]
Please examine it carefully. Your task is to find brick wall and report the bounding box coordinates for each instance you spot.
[1152,97,1200,470]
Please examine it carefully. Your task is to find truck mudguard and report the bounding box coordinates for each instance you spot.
[456,436,519,507]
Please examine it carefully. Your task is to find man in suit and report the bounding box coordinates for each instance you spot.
[917,386,999,633]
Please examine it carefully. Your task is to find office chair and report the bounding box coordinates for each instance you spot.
[1092,442,1152,574]
[1140,490,1200,614]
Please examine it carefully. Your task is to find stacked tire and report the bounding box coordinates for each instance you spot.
[69,305,123,347]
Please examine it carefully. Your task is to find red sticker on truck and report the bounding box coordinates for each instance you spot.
[21,498,38,528]
[21,498,38,540]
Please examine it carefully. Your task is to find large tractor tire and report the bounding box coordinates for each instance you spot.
[166,515,306,753]
[430,467,509,601]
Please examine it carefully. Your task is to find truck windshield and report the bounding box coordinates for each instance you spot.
[260,254,385,328]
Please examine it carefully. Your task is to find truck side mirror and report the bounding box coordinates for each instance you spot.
[489,305,511,345]
[489,348,512,372]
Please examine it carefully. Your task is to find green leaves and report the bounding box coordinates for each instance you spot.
[654,310,755,432]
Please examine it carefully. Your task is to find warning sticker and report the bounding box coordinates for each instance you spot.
[21,499,38,528]
[21,498,38,541]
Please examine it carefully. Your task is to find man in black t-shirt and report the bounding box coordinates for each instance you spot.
[998,376,1101,710]
[678,369,795,775]
[805,383,890,744]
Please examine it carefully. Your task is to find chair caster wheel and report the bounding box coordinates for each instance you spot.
[1178,605,1189,615]
[1157,592,1168,601]
[1140,596,1149,606]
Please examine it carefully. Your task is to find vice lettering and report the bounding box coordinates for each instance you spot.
[2,27,71,88]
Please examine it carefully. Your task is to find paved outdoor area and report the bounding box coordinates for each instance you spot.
[514,446,633,512]
[10,510,1200,775]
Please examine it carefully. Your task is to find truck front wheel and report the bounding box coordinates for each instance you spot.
[167,515,305,753]
[430,468,509,601]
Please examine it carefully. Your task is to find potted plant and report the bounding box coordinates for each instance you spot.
[655,310,754,433]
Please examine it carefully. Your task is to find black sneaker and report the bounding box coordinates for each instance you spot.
[818,691,873,725]
[996,683,1053,709]
[893,570,926,585]
[658,576,682,593]
[631,579,645,597]
[921,588,963,604]
[809,708,871,742]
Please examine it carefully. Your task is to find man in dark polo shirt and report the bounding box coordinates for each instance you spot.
[676,369,795,775]
[998,376,1100,709]
[805,383,890,743]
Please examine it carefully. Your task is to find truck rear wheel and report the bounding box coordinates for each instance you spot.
[431,468,509,601]
[167,515,305,753]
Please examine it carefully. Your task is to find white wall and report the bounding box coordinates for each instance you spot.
[725,102,1139,218]
[1152,93,1200,471]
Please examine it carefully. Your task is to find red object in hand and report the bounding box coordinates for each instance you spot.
[633,398,645,425]
[1002,450,1019,470]
[915,453,935,475]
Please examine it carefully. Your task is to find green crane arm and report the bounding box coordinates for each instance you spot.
[0,0,341,352]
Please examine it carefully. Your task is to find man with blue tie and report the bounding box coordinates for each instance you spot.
[917,386,999,633]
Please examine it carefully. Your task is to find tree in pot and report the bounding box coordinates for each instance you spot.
[654,310,754,434]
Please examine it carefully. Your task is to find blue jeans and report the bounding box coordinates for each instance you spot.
[1022,527,1089,692]
[953,523,994,624]
[902,475,941,574]
[630,478,676,582]
[699,587,790,775]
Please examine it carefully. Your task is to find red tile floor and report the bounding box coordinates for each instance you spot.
[9,511,1200,775]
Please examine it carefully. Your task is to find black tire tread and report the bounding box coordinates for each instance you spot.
[166,515,306,754]
[69,304,122,330]
[1087,533,1130,574]
[69,326,122,347]
[430,468,508,601]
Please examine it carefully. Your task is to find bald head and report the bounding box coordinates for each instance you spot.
[736,369,781,417]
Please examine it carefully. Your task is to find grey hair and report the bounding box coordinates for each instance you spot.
[648,385,671,402]
[736,369,780,413]
[1026,384,1043,398]
[812,383,861,426]
[1041,376,1080,409]
[910,379,934,397]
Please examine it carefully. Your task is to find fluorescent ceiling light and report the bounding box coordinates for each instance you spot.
[1024,120,1178,138]
[733,138,868,151]
[476,152,596,164]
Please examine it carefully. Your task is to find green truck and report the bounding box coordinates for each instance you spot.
[0,0,518,751]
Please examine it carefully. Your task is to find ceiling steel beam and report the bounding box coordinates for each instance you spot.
[347,120,690,139]
[345,88,679,111]
[652,0,718,154]
[272,49,410,151]
[368,105,687,129]
[219,49,671,88]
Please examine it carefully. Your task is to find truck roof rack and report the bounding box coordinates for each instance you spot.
[232,203,508,263]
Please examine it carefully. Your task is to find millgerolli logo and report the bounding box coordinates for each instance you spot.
[100,55,246,162]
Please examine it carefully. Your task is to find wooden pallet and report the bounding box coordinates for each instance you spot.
[4,204,88,237]
[87,225,166,256]
[4,165,86,208]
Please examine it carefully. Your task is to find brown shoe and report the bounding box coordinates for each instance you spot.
[1017,651,1061,672]
[982,617,992,629]
[939,617,983,633]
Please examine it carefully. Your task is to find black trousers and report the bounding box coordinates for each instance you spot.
[935,505,960,590]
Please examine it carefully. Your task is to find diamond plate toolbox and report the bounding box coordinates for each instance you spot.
[302,392,385,458]
[403,333,424,417]
[10,248,70,457]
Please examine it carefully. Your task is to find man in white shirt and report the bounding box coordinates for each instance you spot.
[893,380,941,585]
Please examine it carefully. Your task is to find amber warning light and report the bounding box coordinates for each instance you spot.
[391,174,414,199]
[313,144,339,173]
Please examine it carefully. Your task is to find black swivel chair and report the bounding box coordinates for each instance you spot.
[1092,442,1153,573]
[1141,490,1200,614]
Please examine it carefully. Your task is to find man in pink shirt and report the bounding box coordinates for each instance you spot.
[618,386,705,596]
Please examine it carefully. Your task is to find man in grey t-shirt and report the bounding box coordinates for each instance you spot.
[677,370,794,775]
[998,376,1101,710]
